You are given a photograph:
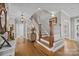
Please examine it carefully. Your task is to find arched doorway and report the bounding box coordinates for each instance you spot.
[15,14,27,39]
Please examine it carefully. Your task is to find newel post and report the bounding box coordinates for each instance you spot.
[39,24,42,41]
[49,16,57,48]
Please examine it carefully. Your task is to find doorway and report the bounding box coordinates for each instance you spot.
[15,21,27,39]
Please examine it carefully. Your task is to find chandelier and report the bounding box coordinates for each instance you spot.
[20,14,25,23]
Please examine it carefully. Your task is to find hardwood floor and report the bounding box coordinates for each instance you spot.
[15,38,79,56]
[54,39,79,56]
[15,38,46,56]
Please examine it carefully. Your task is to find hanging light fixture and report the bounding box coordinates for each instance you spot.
[20,14,25,23]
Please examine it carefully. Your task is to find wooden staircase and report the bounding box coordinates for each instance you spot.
[42,36,50,42]
[31,11,63,55]
[34,34,63,55]
[34,42,54,56]
[40,36,50,47]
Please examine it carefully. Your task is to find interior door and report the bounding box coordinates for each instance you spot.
[16,23,24,38]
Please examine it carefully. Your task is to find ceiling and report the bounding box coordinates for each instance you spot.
[7,3,79,20]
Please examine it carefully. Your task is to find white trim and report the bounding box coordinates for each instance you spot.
[36,40,64,52]
[40,38,49,44]
[37,41,51,51]
[53,39,63,46]
[51,44,64,52]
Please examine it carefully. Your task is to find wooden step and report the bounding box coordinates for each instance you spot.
[34,42,54,56]
[39,40,49,48]
[40,36,50,48]
[42,36,50,42]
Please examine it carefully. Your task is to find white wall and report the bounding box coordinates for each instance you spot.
[54,11,61,41]
[61,10,71,39]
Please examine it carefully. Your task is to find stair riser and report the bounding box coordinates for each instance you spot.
[34,42,54,56]
[40,39,49,44]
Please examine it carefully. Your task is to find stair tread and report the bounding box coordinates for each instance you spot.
[39,40,49,48]
[34,42,54,56]
[42,36,50,42]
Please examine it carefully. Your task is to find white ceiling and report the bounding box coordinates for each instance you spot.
[7,3,79,20]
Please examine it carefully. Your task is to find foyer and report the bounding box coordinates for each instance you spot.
[0,3,79,56]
